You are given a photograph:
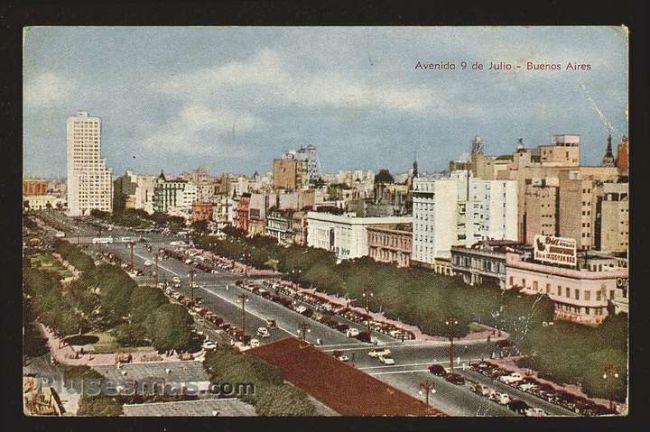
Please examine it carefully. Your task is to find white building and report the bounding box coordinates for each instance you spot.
[306,212,412,261]
[152,172,196,215]
[451,170,518,247]
[66,111,113,216]
[295,144,322,182]
[412,177,458,264]
[412,173,517,266]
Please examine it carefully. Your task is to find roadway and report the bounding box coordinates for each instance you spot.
[35,212,580,417]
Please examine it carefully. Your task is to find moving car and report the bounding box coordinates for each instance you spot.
[368,348,392,358]
[143,260,152,267]
[256,327,270,338]
[428,364,447,376]
[494,392,511,405]
[378,355,395,365]
[332,350,350,362]
[346,328,360,338]
[201,340,217,350]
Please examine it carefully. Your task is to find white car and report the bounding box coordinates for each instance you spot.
[499,373,524,384]
[143,260,152,267]
[346,328,360,338]
[335,354,350,362]
[524,407,546,417]
[256,327,270,338]
[201,340,217,350]
[368,348,391,358]
[495,392,511,405]
[294,305,307,314]
[518,382,538,392]
[378,355,395,365]
[172,276,181,284]
[250,338,260,348]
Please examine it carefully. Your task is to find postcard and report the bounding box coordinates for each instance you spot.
[23,26,628,418]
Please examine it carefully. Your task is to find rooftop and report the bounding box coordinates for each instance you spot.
[245,337,445,417]
[92,361,210,383]
[122,398,256,416]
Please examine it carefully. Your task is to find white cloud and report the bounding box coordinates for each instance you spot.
[24,72,73,108]
[143,103,260,156]
[152,48,441,115]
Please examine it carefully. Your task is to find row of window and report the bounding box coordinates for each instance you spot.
[511,277,616,302]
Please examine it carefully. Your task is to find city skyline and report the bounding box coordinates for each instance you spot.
[24,26,627,177]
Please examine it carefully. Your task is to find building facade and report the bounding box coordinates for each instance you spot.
[266,210,294,246]
[412,177,457,265]
[367,224,412,268]
[66,111,113,216]
[152,173,194,214]
[598,182,629,254]
[273,159,308,191]
[192,201,213,222]
[505,252,627,325]
[113,171,157,214]
[295,144,321,183]
[23,179,48,196]
[306,212,412,261]
[450,241,521,289]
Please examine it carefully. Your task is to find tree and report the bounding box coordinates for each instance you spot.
[145,304,193,351]
[374,168,394,184]
[77,396,123,416]
[255,384,317,416]
[191,220,209,233]
[114,322,148,347]
[129,286,167,323]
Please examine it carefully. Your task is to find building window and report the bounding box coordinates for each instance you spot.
[609,290,615,300]
[522,278,526,288]
[546,283,550,294]
[585,290,590,301]
[565,287,570,298]
[557,286,561,296]
[596,290,602,301]
[533,281,538,291]
[509,276,513,287]
[575,289,580,300]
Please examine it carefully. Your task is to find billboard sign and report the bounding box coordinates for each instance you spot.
[533,235,577,266]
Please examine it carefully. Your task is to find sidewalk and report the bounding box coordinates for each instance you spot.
[297,287,509,343]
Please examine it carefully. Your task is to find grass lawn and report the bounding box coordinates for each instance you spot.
[28,253,73,279]
[468,322,486,333]
[86,331,153,354]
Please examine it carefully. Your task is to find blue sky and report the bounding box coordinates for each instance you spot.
[23,26,628,178]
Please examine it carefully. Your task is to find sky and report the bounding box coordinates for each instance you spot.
[23,26,628,178]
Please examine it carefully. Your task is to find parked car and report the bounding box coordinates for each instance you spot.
[368,348,391,358]
[335,324,350,332]
[201,340,217,350]
[249,338,260,348]
[444,373,465,385]
[378,355,395,365]
[524,407,547,417]
[494,392,511,405]
[265,319,277,329]
[499,372,524,384]
[428,364,447,376]
[256,327,270,338]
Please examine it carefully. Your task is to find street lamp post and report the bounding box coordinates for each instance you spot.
[188,268,197,303]
[97,227,103,253]
[445,317,459,371]
[602,365,620,412]
[128,241,135,270]
[362,289,374,335]
[154,253,159,287]
[239,293,250,342]
[418,379,436,407]
[297,321,311,341]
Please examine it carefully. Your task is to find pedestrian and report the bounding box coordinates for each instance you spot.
[487,335,491,343]
[351,353,356,363]
[464,345,468,353]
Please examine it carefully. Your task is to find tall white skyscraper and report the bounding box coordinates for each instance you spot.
[66,111,113,216]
